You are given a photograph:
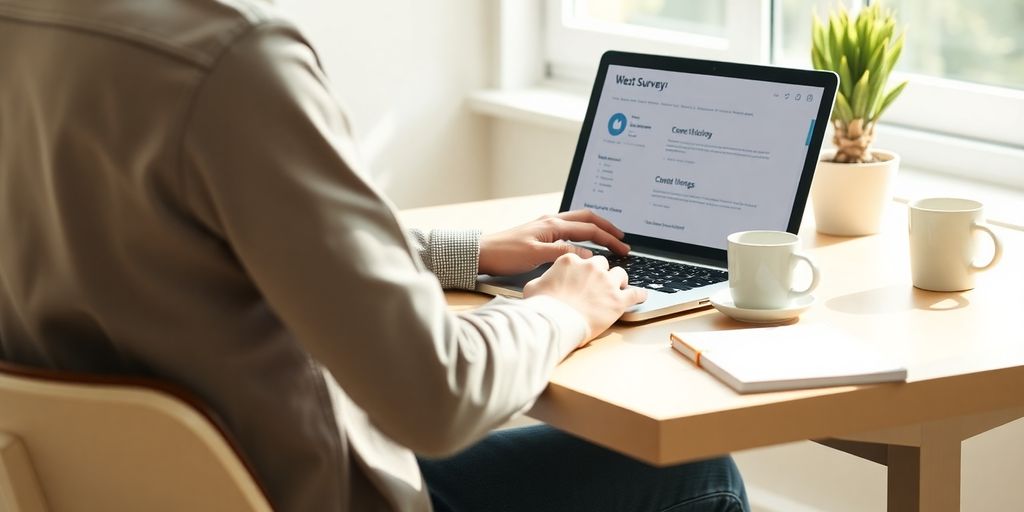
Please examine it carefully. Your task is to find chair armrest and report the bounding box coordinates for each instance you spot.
[0,432,49,512]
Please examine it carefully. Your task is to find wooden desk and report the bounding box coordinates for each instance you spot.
[400,193,1024,512]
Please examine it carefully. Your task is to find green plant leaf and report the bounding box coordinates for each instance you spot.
[873,80,908,122]
[828,13,844,76]
[866,74,884,120]
[864,38,887,81]
[834,92,854,122]
[856,6,871,43]
[856,10,874,71]
[811,45,826,71]
[863,37,887,119]
[883,32,905,79]
[871,17,893,69]
[872,22,905,121]
[843,14,860,77]
[851,69,871,119]
[882,18,896,49]
[866,21,882,54]
[838,55,854,99]
[865,61,886,120]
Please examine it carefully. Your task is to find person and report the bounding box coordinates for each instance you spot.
[0,1,748,510]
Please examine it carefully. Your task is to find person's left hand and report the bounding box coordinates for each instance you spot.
[478,210,630,276]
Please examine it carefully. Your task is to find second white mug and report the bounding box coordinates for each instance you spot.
[908,197,1003,292]
[727,231,820,310]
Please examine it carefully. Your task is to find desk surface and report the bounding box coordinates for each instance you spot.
[400,193,1024,466]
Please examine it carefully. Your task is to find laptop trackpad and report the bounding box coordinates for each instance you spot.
[475,264,552,297]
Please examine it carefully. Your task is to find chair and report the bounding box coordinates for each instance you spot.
[0,361,273,511]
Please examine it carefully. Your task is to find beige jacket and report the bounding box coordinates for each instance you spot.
[0,1,587,510]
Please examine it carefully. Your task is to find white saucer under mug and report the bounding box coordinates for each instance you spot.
[708,289,815,324]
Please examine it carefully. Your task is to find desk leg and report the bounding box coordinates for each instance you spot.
[818,406,1024,512]
[886,423,961,512]
[818,434,960,512]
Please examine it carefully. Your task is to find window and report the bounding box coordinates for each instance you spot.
[543,0,1024,185]
[576,2,728,37]
[545,0,768,81]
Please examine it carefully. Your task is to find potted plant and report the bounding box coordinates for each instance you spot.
[810,4,908,236]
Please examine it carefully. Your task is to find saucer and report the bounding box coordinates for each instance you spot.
[708,289,815,324]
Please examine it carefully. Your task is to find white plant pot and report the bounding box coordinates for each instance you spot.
[810,148,900,236]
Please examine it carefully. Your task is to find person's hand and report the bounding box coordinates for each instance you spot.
[523,253,647,345]
[478,210,630,276]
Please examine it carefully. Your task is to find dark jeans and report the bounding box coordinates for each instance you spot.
[418,424,749,512]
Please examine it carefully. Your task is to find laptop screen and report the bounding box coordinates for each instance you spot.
[563,54,836,260]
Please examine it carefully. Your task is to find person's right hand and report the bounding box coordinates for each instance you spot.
[523,253,647,346]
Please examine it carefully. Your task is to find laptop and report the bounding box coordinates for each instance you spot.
[477,51,838,321]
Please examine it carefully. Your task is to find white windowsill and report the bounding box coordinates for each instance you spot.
[469,86,589,132]
[468,87,1024,231]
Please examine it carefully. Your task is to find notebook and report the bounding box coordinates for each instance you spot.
[476,51,838,321]
[670,324,907,393]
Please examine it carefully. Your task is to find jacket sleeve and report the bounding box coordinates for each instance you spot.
[179,22,587,456]
[406,228,481,290]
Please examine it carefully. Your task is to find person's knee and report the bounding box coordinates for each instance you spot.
[671,455,748,512]
[709,456,748,512]
[719,455,745,492]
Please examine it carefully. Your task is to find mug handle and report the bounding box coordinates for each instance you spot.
[970,222,1003,272]
[789,252,821,300]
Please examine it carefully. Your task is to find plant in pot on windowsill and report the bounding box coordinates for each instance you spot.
[810,4,908,236]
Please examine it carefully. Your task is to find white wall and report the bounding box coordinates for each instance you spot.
[281,1,492,208]
[489,119,577,198]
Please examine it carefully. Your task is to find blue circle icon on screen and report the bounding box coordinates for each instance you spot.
[608,113,627,136]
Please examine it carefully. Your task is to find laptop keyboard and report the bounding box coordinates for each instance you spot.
[592,249,728,293]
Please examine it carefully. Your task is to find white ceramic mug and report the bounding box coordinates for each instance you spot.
[727,231,820,310]
[908,198,1003,292]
